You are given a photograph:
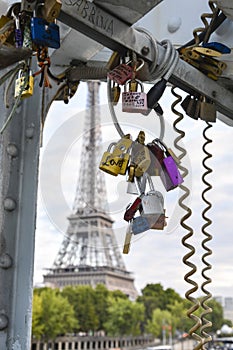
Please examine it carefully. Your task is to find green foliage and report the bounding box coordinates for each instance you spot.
[32,283,226,340]
[137,283,182,322]
[146,308,172,337]
[61,285,98,333]
[32,288,78,341]
[104,296,145,336]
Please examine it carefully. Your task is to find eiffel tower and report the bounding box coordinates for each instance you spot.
[44,81,138,300]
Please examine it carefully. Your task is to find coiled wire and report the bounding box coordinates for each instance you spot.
[193,0,220,46]
[199,122,213,348]
[171,86,203,350]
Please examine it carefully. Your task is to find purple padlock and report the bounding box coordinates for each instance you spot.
[160,156,183,191]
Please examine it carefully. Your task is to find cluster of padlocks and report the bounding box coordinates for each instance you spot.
[107,58,156,115]
[0,0,62,99]
[99,131,184,253]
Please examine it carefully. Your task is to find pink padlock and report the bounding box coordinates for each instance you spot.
[107,63,133,85]
[122,79,148,114]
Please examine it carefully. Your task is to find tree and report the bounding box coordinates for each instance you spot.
[137,283,182,322]
[104,296,145,336]
[32,288,78,340]
[32,293,44,340]
[62,285,98,333]
[146,308,173,338]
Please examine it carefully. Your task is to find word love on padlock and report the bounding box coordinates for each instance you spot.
[122,79,148,114]
[14,69,34,99]
[99,135,132,176]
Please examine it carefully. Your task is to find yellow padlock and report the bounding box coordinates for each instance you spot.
[14,69,34,99]
[99,142,120,176]
[112,134,132,175]
[99,135,132,176]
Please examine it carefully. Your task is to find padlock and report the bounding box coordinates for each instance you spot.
[14,69,34,99]
[125,173,147,219]
[199,96,216,123]
[202,42,231,54]
[42,0,62,23]
[99,136,132,176]
[139,174,167,230]
[110,82,121,105]
[131,131,151,177]
[111,135,132,175]
[0,16,15,46]
[31,16,60,49]
[99,142,120,176]
[123,222,133,254]
[132,216,150,234]
[14,14,23,48]
[107,61,133,85]
[162,156,183,189]
[122,79,148,114]
[181,95,200,120]
[150,139,183,191]
[146,141,164,176]
[193,46,222,57]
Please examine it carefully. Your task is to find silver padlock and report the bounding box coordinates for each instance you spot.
[122,79,148,113]
[127,173,147,194]
[139,174,167,230]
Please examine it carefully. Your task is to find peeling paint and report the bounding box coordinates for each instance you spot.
[12,339,22,350]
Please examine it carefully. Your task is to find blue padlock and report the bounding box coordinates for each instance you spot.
[31,17,60,49]
[132,216,150,235]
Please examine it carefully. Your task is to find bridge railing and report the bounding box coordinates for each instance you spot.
[31,334,156,350]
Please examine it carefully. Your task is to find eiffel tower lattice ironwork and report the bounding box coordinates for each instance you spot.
[44,81,138,299]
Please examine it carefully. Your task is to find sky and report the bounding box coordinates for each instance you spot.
[33,81,233,300]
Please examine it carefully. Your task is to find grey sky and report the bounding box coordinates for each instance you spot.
[34,82,233,300]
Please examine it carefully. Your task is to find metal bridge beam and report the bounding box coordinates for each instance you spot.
[0,63,42,349]
[59,0,233,122]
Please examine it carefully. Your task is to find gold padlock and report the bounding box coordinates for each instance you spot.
[131,131,151,177]
[110,83,121,105]
[99,135,132,176]
[42,0,62,22]
[99,142,119,176]
[14,69,34,99]
[112,134,132,175]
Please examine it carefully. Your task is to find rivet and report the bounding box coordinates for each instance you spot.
[0,253,12,269]
[4,198,16,211]
[25,127,34,139]
[141,46,150,56]
[6,143,18,157]
[0,313,8,330]
[167,17,182,33]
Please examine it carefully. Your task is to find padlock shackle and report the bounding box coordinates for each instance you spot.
[107,142,117,152]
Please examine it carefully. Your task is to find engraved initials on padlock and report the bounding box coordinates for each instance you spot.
[107,62,133,85]
[122,79,148,113]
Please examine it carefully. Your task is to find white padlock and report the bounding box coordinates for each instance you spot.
[122,79,148,113]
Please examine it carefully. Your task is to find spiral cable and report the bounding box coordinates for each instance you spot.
[193,0,220,46]
[171,86,204,350]
[199,122,213,348]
